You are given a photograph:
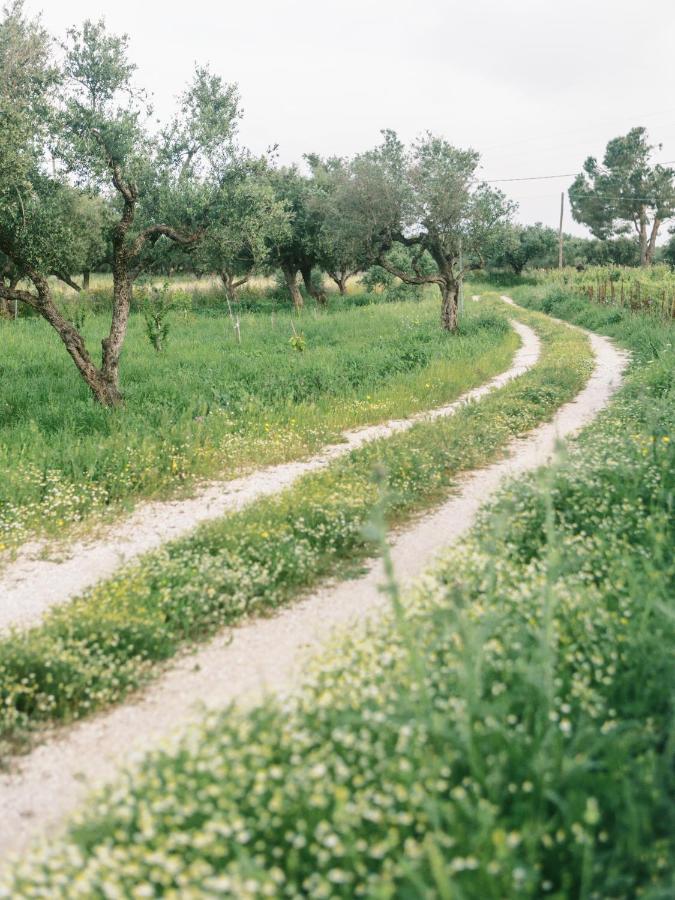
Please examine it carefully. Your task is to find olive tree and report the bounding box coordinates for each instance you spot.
[487,222,558,275]
[305,154,367,295]
[0,9,240,404]
[266,166,327,309]
[346,131,514,330]
[193,160,290,302]
[570,128,675,267]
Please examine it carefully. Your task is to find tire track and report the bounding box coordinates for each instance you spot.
[0,319,538,634]
[0,302,628,860]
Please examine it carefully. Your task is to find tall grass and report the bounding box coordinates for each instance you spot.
[3,288,671,898]
[529,264,675,319]
[0,298,515,549]
[0,305,590,756]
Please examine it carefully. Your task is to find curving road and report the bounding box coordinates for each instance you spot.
[0,302,628,861]
[0,318,538,634]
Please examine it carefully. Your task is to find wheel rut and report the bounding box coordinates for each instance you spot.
[0,302,628,861]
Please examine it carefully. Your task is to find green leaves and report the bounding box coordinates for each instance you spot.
[0,1,56,196]
[63,19,136,107]
[192,159,291,286]
[342,131,515,288]
[58,20,146,182]
[160,66,241,177]
[487,223,558,275]
[569,127,675,263]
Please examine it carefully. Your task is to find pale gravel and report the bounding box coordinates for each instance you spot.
[0,318,538,634]
[0,299,628,862]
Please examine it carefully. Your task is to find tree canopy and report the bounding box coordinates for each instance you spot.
[487,223,558,275]
[344,131,514,330]
[0,4,242,404]
[569,127,675,266]
[192,158,290,300]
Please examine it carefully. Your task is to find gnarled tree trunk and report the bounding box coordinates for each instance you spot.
[378,245,462,333]
[328,270,349,295]
[282,264,304,311]
[96,191,136,405]
[0,273,124,405]
[1,148,202,405]
[300,264,327,306]
[220,270,248,303]
[99,270,131,404]
[82,270,90,290]
[440,281,459,332]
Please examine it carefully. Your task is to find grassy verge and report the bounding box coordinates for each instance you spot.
[0,297,515,551]
[0,305,591,759]
[3,287,670,899]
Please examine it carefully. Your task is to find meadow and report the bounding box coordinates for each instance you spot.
[2,6,672,893]
[0,300,591,757]
[0,292,516,551]
[2,284,672,898]
[530,263,675,319]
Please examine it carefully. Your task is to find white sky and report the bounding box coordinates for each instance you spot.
[27,0,675,237]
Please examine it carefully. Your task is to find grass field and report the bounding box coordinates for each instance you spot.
[0,296,516,550]
[0,302,591,759]
[2,286,671,898]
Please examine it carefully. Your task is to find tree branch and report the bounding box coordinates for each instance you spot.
[394,232,424,248]
[90,128,137,205]
[377,255,441,286]
[0,281,41,311]
[129,224,203,260]
[52,272,82,292]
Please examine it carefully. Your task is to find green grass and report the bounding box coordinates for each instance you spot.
[2,285,671,898]
[527,264,675,319]
[0,296,516,551]
[2,284,669,899]
[0,304,591,759]
[503,279,674,365]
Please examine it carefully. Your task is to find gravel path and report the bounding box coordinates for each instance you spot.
[0,319,538,635]
[0,301,628,861]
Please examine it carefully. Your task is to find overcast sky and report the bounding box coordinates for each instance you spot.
[26,0,675,237]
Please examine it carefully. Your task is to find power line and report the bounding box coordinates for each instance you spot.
[513,195,674,203]
[484,161,675,184]
[485,172,577,183]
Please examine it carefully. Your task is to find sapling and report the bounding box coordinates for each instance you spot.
[142,282,173,352]
[289,320,306,352]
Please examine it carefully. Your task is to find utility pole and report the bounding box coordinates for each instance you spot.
[558,192,564,269]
